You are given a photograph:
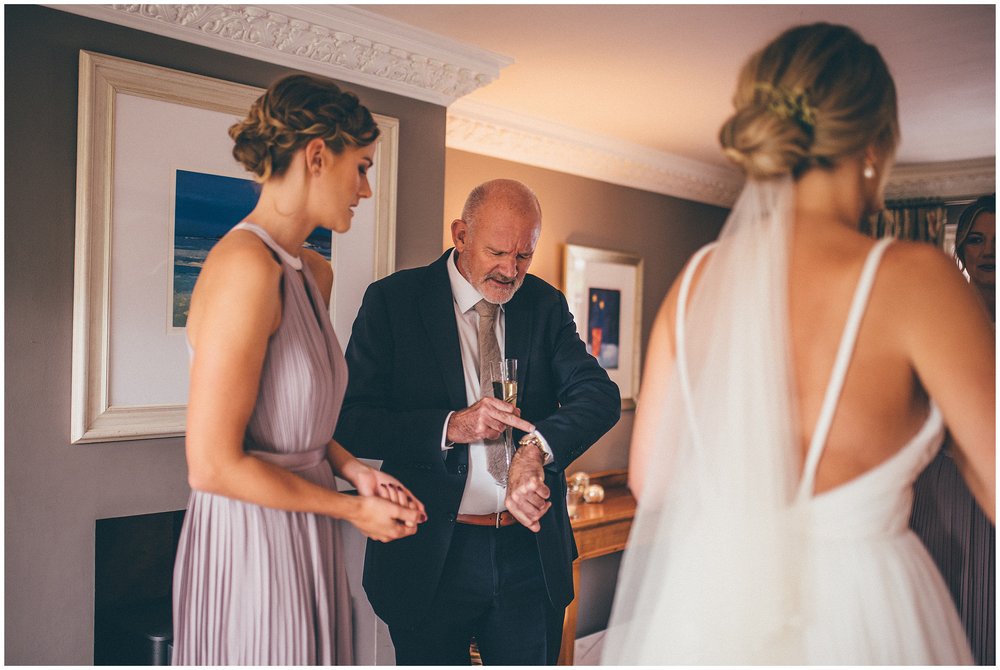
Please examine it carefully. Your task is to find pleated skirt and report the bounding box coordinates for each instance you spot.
[172,463,353,665]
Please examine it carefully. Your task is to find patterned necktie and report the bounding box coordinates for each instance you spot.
[473,299,508,484]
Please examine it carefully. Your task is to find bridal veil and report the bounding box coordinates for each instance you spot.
[602,177,809,664]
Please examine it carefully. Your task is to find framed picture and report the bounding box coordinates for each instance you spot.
[71,51,399,444]
[169,169,334,329]
[563,245,643,410]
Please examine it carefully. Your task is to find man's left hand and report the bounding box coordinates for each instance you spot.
[505,446,551,532]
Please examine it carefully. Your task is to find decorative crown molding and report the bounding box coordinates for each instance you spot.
[448,99,996,207]
[885,157,996,202]
[48,4,512,106]
[447,99,744,208]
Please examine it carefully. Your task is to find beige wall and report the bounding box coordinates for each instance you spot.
[445,149,728,474]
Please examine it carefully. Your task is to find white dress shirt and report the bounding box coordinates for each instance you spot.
[442,250,553,514]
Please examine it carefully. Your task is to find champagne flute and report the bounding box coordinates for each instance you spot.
[491,358,518,486]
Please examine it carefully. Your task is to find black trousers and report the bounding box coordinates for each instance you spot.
[388,522,565,665]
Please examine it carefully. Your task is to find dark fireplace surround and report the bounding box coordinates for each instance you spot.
[94,510,185,665]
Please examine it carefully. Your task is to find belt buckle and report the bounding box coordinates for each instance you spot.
[495,512,502,528]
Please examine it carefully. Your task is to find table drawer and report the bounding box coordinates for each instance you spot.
[574,519,632,559]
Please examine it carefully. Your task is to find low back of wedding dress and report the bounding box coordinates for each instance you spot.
[602,178,973,665]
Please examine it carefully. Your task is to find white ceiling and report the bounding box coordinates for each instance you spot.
[362,4,995,171]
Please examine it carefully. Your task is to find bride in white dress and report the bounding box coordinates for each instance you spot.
[602,23,994,665]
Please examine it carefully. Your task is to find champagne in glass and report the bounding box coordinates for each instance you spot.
[490,358,518,486]
[492,379,518,406]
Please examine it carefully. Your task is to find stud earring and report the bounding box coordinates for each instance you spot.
[863,164,875,180]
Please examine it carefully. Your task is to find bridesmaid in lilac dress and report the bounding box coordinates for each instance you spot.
[172,74,426,665]
[910,194,995,665]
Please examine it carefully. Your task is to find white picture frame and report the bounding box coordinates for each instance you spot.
[71,51,398,444]
[563,245,643,410]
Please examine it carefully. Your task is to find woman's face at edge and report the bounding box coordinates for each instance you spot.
[962,211,996,288]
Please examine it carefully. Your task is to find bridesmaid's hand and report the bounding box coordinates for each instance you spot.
[349,465,427,522]
[348,496,424,543]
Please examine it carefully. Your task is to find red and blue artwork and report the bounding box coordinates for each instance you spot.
[587,287,620,369]
[172,169,332,327]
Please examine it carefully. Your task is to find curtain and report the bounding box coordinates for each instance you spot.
[861,200,947,246]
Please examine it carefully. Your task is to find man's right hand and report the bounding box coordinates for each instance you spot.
[446,397,535,444]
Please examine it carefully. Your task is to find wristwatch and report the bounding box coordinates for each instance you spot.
[518,433,546,459]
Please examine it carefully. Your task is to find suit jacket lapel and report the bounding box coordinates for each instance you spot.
[504,287,534,396]
[419,251,467,410]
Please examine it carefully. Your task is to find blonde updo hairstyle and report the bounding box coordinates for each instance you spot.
[229,74,380,182]
[719,23,899,180]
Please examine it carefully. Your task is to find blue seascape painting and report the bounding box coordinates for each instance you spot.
[587,287,620,369]
[172,169,332,327]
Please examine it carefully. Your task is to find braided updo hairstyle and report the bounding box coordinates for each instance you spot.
[229,74,380,182]
[719,23,899,180]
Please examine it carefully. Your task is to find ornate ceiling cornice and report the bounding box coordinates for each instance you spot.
[48,4,511,105]
[885,157,996,202]
[447,99,745,209]
[449,99,995,208]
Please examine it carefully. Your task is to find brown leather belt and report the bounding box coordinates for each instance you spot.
[456,511,519,528]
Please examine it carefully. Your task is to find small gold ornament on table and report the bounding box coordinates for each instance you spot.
[584,483,605,503]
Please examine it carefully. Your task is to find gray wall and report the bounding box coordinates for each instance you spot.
[5,6,444,664]
[444,149,727,636]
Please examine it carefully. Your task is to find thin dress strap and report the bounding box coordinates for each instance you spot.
[795,238,893,502]
[675,242,717,449]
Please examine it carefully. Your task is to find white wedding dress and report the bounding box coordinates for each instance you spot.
[602,179,973,665]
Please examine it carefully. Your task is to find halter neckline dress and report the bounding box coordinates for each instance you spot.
[172,221,353,665]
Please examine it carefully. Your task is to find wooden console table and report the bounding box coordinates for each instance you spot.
[557,470,636,665]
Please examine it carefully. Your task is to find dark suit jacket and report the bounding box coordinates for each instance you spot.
[335,249,621,628]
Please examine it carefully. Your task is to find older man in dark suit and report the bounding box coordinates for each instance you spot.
[335,179,620,665]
